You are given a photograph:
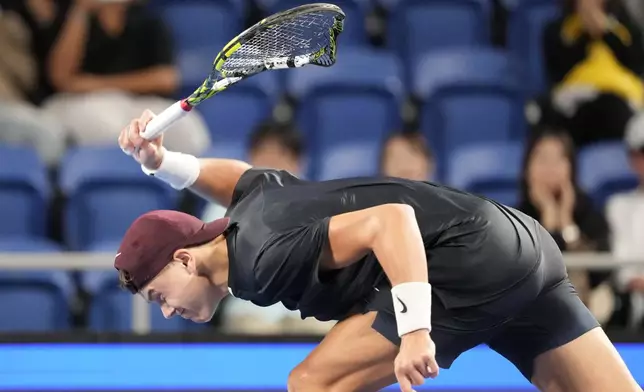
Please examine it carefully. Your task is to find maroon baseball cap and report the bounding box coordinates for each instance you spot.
[114,210,230,293]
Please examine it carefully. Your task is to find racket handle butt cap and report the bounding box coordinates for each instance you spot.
[179,99,193,112]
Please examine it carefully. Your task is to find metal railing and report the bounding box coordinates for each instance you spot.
[0,252,642,334]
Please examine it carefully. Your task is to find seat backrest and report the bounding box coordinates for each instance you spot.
[447,141,523,205]
[0,270,72,331]
[298,89,400,180]
[0,145,50,239]
[157,0,242,53]
[287,47,403,99]
[196,86,272,145]
[60,147,178,250]
[389,0,492,65]
[578,142,638,208]
[507,0,561,94]
[412,48,524,98]
[317,142,380,180]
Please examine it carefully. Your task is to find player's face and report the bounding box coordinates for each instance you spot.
[527,136,572,191]
[140,261,222,323]
[382,137,433,181]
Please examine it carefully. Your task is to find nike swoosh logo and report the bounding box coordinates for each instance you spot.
[396,296,408,314]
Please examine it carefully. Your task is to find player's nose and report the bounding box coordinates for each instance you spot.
[161,303,176,319]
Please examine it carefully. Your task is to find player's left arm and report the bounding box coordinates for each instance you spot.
[321,203,432,336]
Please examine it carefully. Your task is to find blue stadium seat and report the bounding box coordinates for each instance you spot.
[0,145,53,245]
[578,142,638,208]
[447,141,523,207]
[202,145,247,161]
[156,0,243,101]
[507,0,560,94]
[60,147,179,251]
[287,48,403,179]
[413,49,526,179]
[389,0,491,70]
[83,272,201,332]
[156,0,242,53]
[0,243,72,331]
[196,84,273,151]
[263,0,369,46]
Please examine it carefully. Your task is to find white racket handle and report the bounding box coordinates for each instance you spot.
[141,100,192,140]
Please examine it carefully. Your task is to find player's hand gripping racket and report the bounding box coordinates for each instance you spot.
[140,3,345,140]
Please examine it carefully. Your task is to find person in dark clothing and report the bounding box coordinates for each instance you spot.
[41,0,210,156]
[0,0,72,104]
[540,0,644,147]
[517,128,612,308]
[114,110,640,392]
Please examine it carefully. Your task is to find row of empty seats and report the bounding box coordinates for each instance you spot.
[0,141,636,252]
[159,0,559,95]
[0,268,197,332]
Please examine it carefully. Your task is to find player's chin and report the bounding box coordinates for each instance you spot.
[189,316,210,324]
[188,312,215,324]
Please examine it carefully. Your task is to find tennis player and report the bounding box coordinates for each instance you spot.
[116,110,640,392]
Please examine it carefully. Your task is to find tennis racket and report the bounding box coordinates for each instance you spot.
[141,3,345,140]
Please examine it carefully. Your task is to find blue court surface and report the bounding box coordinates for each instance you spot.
[0,343,642,391]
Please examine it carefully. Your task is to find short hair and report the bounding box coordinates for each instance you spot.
[248,121,304,158]
[380,130,433,168]
[118,269,135,292]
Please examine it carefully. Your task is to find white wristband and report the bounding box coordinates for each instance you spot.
[141,149,200,190]
[391,282,432,336]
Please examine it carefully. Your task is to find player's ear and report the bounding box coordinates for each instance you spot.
[173,248,198,275]
[173,249,191,268]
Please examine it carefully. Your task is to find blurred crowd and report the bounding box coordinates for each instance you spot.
[1,0,644,335]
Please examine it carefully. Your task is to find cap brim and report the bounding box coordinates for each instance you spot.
[187,217,231,247]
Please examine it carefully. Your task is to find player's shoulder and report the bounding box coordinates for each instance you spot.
[231,168,302,205]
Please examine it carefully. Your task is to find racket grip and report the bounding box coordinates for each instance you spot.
[140,100,192,140]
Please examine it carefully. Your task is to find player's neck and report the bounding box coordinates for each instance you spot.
[198,236,230,291]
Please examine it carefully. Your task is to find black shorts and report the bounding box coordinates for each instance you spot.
[365,219,600,380]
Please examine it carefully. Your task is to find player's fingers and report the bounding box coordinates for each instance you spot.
[140,109,156,125]
[119,123,136,156]
[128,119,147,149]
[407,369,425,386]
[427,358,439,379]
[396,374,415,392]
[414,360,431,379]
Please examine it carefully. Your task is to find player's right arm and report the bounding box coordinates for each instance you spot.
[118,110,251,207]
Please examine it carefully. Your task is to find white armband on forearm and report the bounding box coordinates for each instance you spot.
[391,282,432,336]
[141,150,200,190]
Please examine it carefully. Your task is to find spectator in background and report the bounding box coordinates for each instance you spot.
[202,121,334,335]
[201,121,305,222]
[517,129,614,321]
[541,0,644,147]
[2,0,72,104]
[606,113,644,328]
[42,0,210,156]
[0,5,65,166]
[380,130,435,181]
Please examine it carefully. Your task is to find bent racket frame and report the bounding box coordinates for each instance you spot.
[141,3,345,140]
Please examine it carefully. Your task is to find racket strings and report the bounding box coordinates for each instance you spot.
[222,12,338,75]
